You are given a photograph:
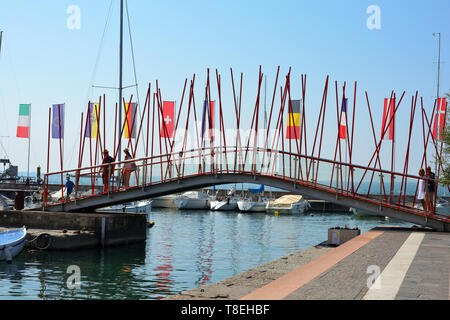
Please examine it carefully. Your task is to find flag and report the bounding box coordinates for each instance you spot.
[432,98,447,140]
[286,99,301,139]
[161,101,175,138]
[201,100,214,139]
[16,104,31,138]
[381,98,395,140]
[85,103,99,138]
[51,104,65,139]
[339,99,348,140]
[124,102,137,139]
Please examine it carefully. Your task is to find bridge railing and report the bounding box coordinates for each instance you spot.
[43,146,447,221]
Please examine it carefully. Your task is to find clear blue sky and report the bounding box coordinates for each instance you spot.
[0,0,449,175]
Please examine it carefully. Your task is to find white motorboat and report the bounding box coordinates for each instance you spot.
[265,195,310,214]
[210,196,241,211]
[350,207,387,219]
[150,194,179,209]
[174,191,213,210]
[435,198,450,218]
[98,200,152,213]
[237,196,269,212]
[0,226,27,263]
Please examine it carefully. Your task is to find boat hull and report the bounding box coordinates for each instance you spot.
[210,197,240,211]
[150,195,178,209]
[0,227,27,262]
[98,200,151,213]
[237,200,267,212]
[210,201,238,211]
[266,201,310,214]
[174,198,210,210]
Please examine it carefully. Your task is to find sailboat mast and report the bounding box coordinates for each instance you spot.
[118,0,124,162]
[433,32,441,174]
[0,31,3,56]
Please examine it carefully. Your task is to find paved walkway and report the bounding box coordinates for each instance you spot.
[164,226,450,300]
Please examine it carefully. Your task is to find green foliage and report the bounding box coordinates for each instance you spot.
[439,90,450,186]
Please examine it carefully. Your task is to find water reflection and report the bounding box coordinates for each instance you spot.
[0,209,412,300]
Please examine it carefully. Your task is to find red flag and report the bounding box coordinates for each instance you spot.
[381,98,395,140]
[432,98,446,140]
[161,101,175,138]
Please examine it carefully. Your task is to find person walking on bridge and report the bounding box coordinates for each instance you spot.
[65,175,75,200]
[425,166,436,215]
[100,149,115,193]
[417,168,427,214]
[122,148,135,188]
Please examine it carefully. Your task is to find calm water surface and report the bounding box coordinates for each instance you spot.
[0,208,412,300]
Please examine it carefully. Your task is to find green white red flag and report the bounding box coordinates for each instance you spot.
[16,104,31,138]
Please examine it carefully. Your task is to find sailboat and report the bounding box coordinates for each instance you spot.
[237,185,269,213]
[173,191,213,210]
[209,186,241,211]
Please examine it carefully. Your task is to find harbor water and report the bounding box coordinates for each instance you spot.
[0,208,412,300]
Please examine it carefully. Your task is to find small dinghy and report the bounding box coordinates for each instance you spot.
[0,226,27,263]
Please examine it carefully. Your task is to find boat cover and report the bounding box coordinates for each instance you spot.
[268,195,303,207]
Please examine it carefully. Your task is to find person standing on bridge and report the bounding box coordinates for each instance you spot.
[100,149,115,193]
[65,175,75,200]
[122,148,136,188]
[417,168,427,214]
[425,166,436,215]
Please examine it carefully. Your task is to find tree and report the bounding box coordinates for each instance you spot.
[438,90,450,186]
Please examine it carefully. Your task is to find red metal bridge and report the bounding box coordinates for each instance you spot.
[40,67,450,232]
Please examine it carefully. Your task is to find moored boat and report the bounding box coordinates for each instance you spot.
[434,198,450,218]
[210,195,241,211]
[265,195,310,214]
[98,200,152,213]
[0,226,27,263]
[237,196,269,212]
[150,194,178,209]
[174,191,213,210]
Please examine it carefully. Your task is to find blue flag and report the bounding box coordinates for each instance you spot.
[52,104,65,139]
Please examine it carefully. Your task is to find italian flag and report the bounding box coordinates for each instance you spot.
[16,104,31,138]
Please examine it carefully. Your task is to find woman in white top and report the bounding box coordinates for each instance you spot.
[122,148,134,188]
[417,168,427,214]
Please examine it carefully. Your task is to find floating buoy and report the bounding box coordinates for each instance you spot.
[274,211,279,216]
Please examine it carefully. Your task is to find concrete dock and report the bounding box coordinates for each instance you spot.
[164,226,450,300]
[0,210,148,250]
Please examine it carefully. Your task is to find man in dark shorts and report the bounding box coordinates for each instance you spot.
[101,149,115,193]
[65,175,75,200]
[425,166,436,215]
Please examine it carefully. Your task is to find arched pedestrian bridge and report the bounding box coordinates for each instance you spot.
[40,147,450,232]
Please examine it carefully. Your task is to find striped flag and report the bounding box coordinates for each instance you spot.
[432,98,447,140]
[16,104,31,138]
[85,103,100,138]
[124,102,137,139]
[286,99,301,139]
[339,99,348,140]
[51,104,65,139]
[201,100,214,139]
[381,98,395,140]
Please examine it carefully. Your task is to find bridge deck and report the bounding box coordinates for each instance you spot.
[164,226,450,300]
